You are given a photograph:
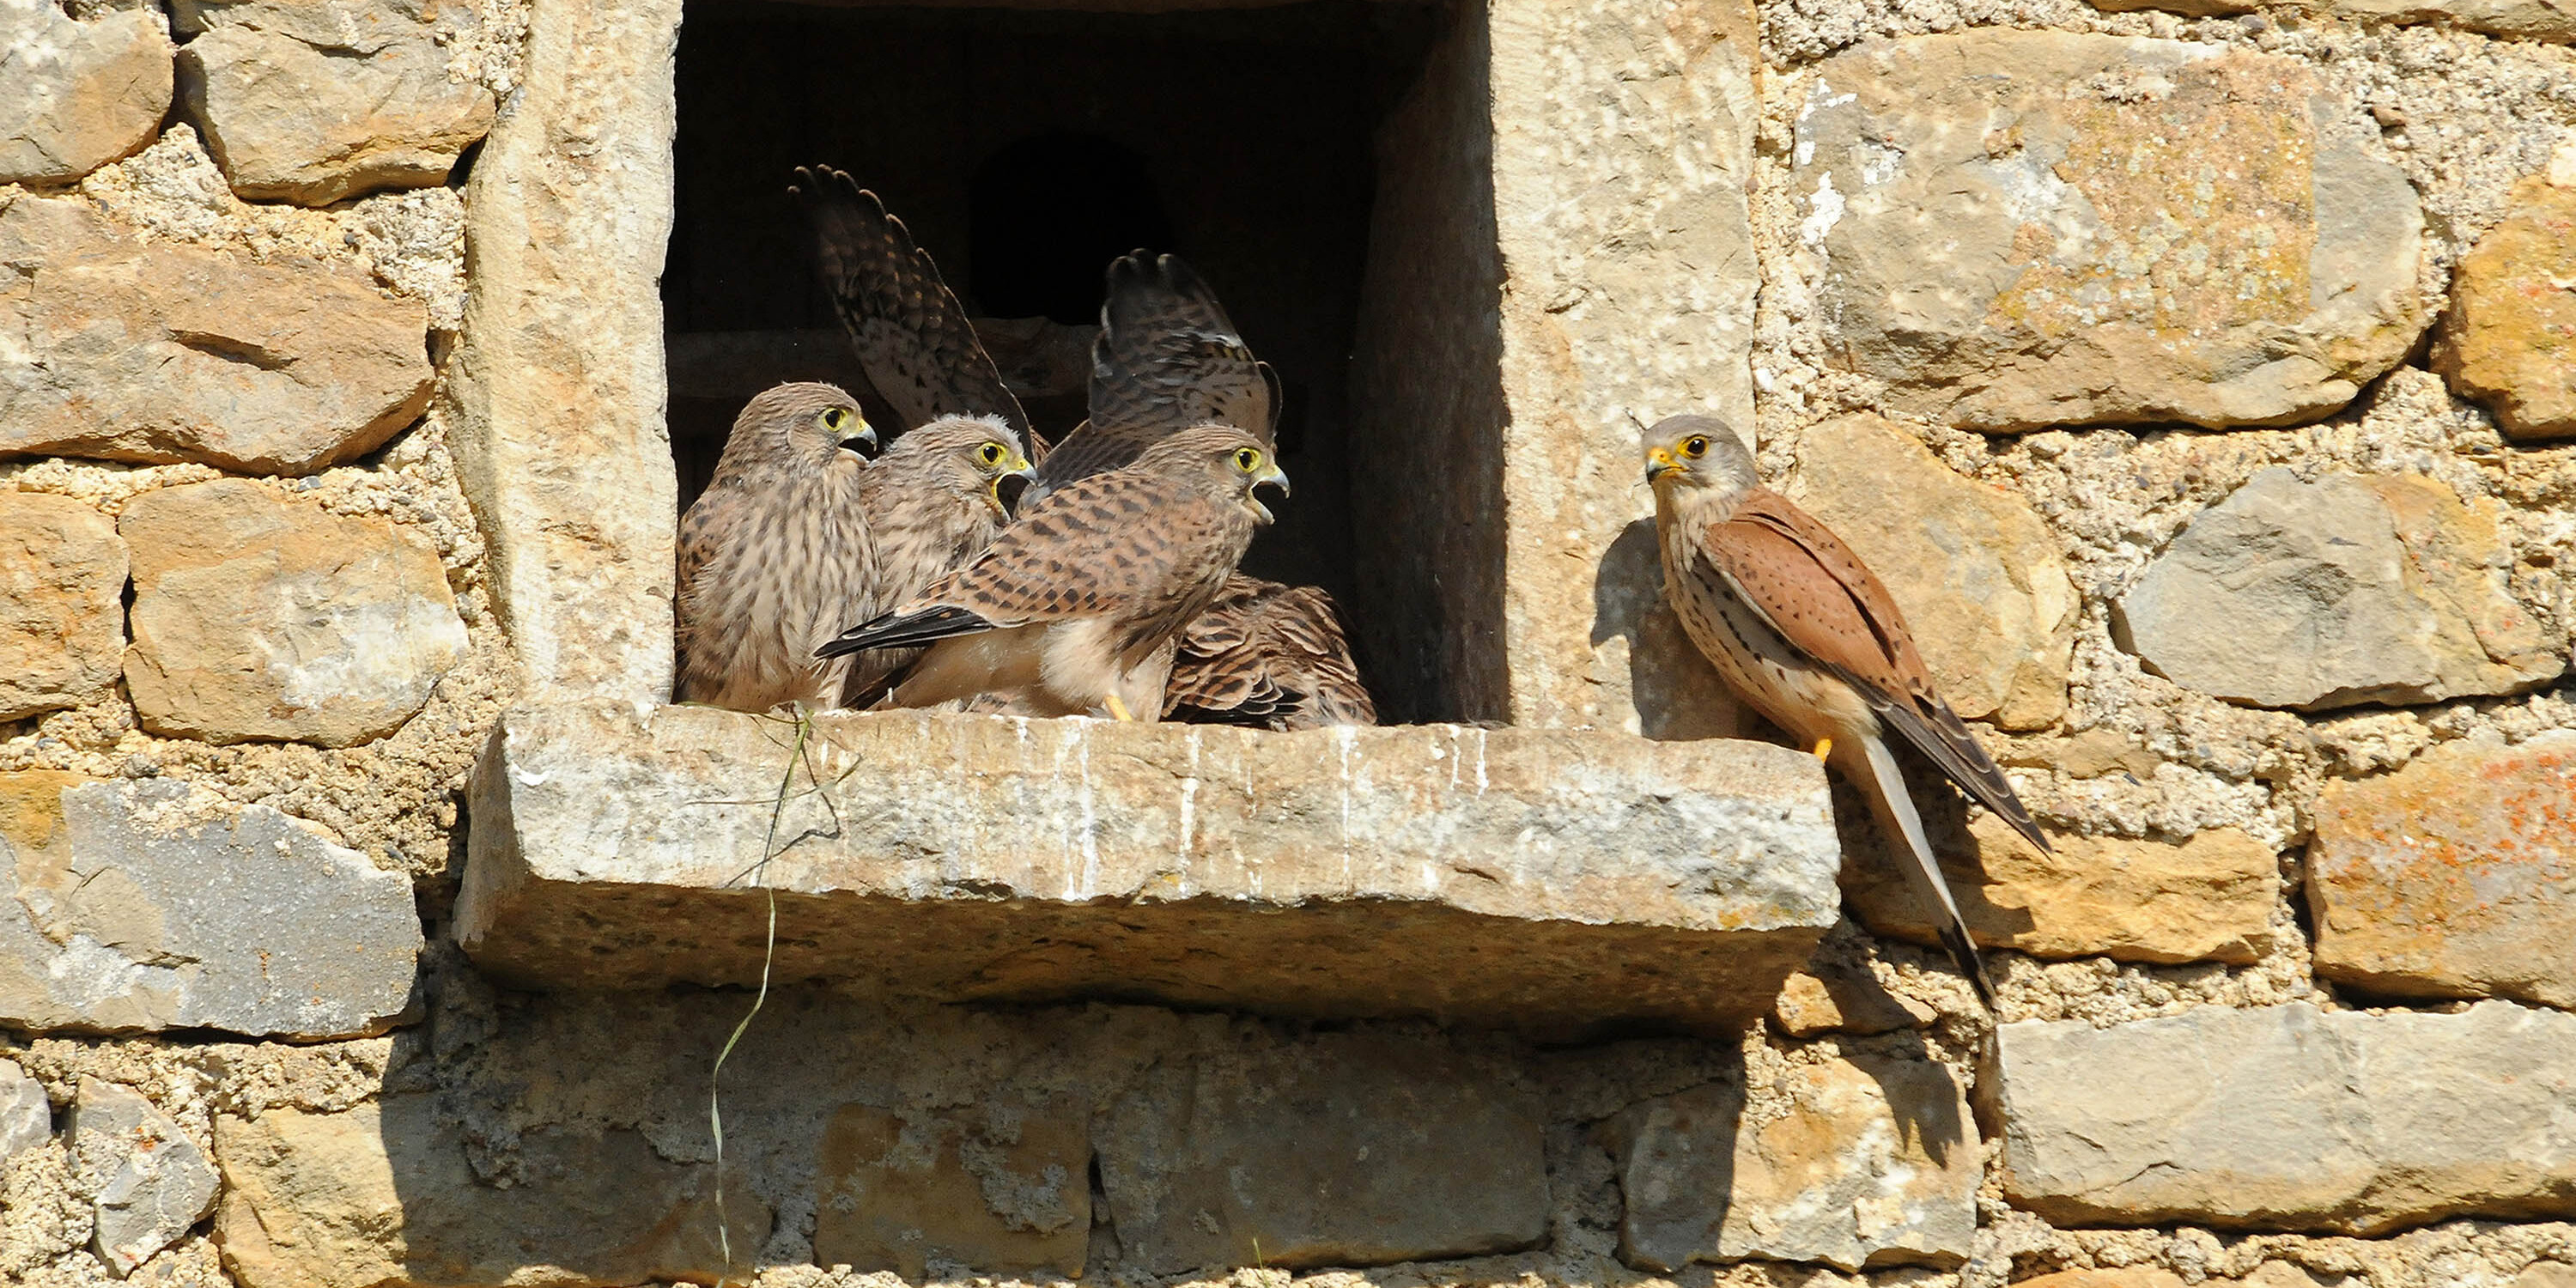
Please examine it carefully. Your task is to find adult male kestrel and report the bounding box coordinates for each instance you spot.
[817,425,1287,720]
[839,415,1036,707]
[675,382,878,711]
[1644,414,2050,1008]
[793,165,1038,451]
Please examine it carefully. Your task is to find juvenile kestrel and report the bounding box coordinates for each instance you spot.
[1163,574,1376,729]
[793,165,1038,449]
[1644,414,2051,1009]
[840,415,1036,706]
[675,382,878,711]
[817,425,1287,720]
[1030,252,1279,497]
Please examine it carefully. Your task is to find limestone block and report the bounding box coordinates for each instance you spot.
[1607,1049,1979,1271]
[443,0,679,705]
[2001,1001,2576,1233]
[1771,962,1934,1037]
[0,197,432,475]
[1846,816,2279,965]
[0,0,173,185]
[2436,178,2576,440]
[0,492,128,722]
[2521,1264,2576,1288]
[1097,1033,1546,1273]
[2310,731,2576,1008]
[2300,0,2576,43]
[0,1057,50,1169]
[0,777,422,1039]
[2117,469,2563,710]
[120,479,467,747]
[1350,0,1759,728]
[1794,32,2425,431]
[458,703,1840,1038]
[1787,414,2076,729]
[174,0,496,205]
[2020,1273,2190,1288]
[813,1100,1090,1279]
[69,1077,221,1276]
[213,1096,763,1288]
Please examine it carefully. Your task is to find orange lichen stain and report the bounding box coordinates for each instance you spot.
[0,769,91,855]
[2316,746,2574,927]
[1990,54,2317,341]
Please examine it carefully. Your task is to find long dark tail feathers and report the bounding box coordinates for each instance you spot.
[1939,920,1998,1012]
[816,605,992,659]
[1864,690,2053,855]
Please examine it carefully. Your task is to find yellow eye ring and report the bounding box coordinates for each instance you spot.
[1682,435,1709,458]
[821,407,850,431]
[978,442,1005,466]
[1234,447,1262,473]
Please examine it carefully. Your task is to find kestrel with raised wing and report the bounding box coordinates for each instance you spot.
[818,425,1287,720]
[675,382,878,711]
[793,165,1038,451]
[1645,414,2050,1008]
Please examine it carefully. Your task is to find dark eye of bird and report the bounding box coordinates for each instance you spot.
[1685,436,1707,456]
[1236,449,1256,471]
[823,408,846,429]
[980,444,1001,465]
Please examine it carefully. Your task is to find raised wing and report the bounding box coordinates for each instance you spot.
[1033,252,1275,493]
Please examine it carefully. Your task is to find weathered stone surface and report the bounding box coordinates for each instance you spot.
[2310,731,2576,1008]
[0,1057,49,1169]
[174,0,496,205]
[2435,177,2576,441]
[1847,815,2279,965]
[121,479,467,747]
[1350,0,1759,729]
[2020,1273,2190,1288]
[2520,1263,2576,1288]
[1098,1033,1547,1273]
[2305,0,2576,42]
[214,1096,764,1288]
[1771,961,1933,1037]
[814,1100,1090,1279]
[69,1077,220,1276]
[0,0,173,185]
[0,492,127,722]
[459,703,1839,1038]
[0,197,433,475]
[0,777,422,1039]
[444,0,679,705]
[1607,1048,1978,1271]
[2117,469,2563,710]
[1788,414,2076,729]
[1794,32,2425,431]
[2001,1001,2576,1233]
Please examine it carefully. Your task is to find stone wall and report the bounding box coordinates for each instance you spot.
[3,0,2575,1285]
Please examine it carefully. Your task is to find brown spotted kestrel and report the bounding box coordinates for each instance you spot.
[1645,414,2051,1009]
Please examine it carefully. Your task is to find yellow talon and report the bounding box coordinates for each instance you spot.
[1813,737,1833,762]
[1103,693,1136,722]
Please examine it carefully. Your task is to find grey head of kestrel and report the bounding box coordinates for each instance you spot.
[1644,413,2050,1012]
[840,414,1037,707]
[817,423,1287,721]
[675,380,879,712]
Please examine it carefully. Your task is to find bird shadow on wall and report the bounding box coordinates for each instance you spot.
[1591,519,1752,741]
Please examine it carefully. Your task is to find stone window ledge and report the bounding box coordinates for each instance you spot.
[456,703,1838,1038]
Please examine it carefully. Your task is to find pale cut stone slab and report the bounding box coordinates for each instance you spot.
[2310,731,2576,1008]
[1795,32,2425,431]
[214,1097,764,1288]
[1097,1032,1546,1273]
[2303,0,2576,44]
[458,703,1841,1037]
[1846,815,2279,965]
[0,197,432,475]
[70,1077,220,1276]
[0,0,173,185]
[1348,0,1759,730]
[443,0,679,706]
[0,492,128,722]
[2117,469,2563,710]
[0,777,422,1039]
[174,0,496,204]
[2435,177,2576,441]
[1607,1048,1979,1270]
[1788,413,2077,730]
[0,1057,49,1168]
[2002,1001,2576,1233]
[121,479,468,747]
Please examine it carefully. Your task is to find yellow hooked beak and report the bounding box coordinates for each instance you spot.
[990,453,1037,516]
[1644,445,1682,485]
[1249,460,1291,524]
